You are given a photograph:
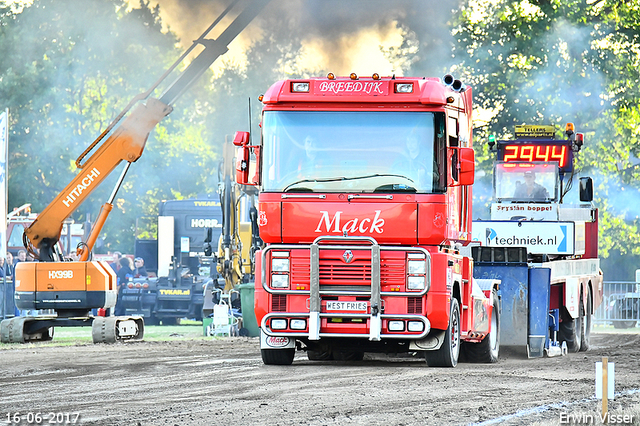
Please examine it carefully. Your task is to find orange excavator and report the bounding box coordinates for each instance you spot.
[0,0,270,344]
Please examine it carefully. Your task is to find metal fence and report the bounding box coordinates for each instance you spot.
[1,278,16,320]
[594,281,640,329]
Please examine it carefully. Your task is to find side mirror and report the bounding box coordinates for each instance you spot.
[235,145,250,184]
[233,130,261,186]
[233,131,249,147]
[580,177,593,202]
[458,147,475,186]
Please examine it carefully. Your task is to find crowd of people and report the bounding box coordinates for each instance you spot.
[107,252,148,284]
[0,249,149,317]
[0,249,31,282]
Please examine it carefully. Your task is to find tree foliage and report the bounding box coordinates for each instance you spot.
[0,0,221,253]
[453,0,640,279]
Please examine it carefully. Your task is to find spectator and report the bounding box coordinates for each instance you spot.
[14,250,27,266]
[116,257,134,286]
[109,251,122,272]
[5,252,14,281]
[134,257,148,278]
[115,257,134,317]
[0,257,6,280]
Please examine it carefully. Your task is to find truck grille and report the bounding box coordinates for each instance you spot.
[408,297,422,314]
[271,294,287,311]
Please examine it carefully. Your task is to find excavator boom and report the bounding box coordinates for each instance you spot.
[3,0,271,344]
[25,0,270,261]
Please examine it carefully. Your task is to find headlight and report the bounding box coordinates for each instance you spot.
[271,274,289,289]
[408,260,426,274]
[407,276,426,290]
[388,320,405,332]
[290,319,306,330]
[271,319,287,330]
[272,258,290,272]
[408,321,424,332]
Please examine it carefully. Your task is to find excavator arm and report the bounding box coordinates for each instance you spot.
[2,0,271,344]
[24,0,270,261]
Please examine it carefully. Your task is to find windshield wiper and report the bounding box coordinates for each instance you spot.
[373,183,416,193]
[283,174,414,193]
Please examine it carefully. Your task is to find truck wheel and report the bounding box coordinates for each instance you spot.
[425,298,460,367]
[463,291,500,363]
[559,304,582,353]
[261,348,295,365]
[579,289,592,352]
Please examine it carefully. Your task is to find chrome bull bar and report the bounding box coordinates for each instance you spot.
[260,236,431,342]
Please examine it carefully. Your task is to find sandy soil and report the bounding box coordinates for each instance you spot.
[0,333,639,426]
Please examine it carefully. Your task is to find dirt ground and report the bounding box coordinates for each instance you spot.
[0,332,639,426]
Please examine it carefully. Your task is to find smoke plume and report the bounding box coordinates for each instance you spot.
[139,0,458,77]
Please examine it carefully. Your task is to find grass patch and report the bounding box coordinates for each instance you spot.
[0,320,210,348]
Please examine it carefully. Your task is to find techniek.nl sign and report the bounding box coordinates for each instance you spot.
[472,221,575,255]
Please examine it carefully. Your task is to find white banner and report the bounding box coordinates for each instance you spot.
[0,109,7,259]
[473,220,575,255]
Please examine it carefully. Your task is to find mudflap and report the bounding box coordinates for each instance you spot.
[259,330,295,349]
[1,317,54,343]
[409,330,446,351]
[92,316,145,344]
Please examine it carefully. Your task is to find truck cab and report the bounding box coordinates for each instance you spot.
[237,74,499,366]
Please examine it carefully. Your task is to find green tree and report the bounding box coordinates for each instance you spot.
[453,0,640,279]
[0,0,221,254]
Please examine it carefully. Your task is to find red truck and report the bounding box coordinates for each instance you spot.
[234,74,499,366]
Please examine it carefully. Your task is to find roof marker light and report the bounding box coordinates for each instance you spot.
[372,73,380,80]
[350,73,358,80]
[327,73,336,80]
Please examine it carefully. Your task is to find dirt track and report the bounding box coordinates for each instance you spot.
[1,333,639,426]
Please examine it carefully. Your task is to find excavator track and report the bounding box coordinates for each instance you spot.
[0,317,54,343]
[92,316,144,344]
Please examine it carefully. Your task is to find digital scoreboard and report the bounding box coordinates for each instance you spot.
[497,140,574,173]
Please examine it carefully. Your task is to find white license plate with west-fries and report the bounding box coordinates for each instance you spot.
[325,301,368,311]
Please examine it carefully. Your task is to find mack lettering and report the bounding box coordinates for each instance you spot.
[315,210,385,234]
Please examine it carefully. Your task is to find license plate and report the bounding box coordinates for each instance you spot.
[326,301,368,311]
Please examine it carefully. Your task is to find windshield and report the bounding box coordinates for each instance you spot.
[494,162,558,202]
[262,111,440,193]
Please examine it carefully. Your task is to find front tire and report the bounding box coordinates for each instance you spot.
[579,289,592,352]
[559,303,582,353]
[425,298,461,367]
[261,348,295,365]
